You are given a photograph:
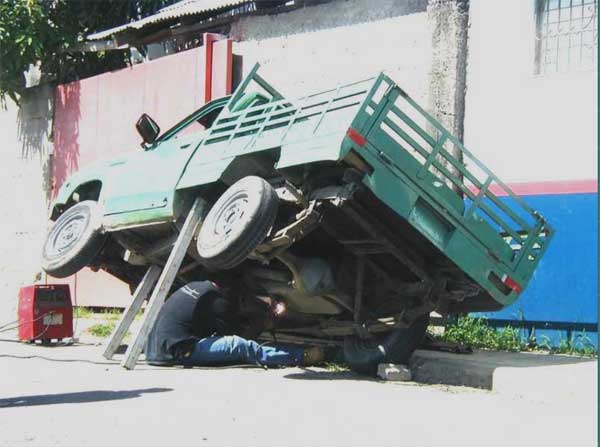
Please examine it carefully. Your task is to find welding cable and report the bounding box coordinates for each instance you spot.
[0,354,118,365]
[0,338,25,343]
[0,318,20,331]
[0,312,54,334]
[0,312,52,331]
[30,322,52,341]
[0,312,53,332]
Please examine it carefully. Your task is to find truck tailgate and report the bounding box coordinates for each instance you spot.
[347,74,553,302]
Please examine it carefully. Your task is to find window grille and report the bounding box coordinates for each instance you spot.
[535,0,598,74]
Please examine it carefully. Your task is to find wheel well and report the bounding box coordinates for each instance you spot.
[174,150,283,218]
[51,180,103,220]
[220,150,281,186]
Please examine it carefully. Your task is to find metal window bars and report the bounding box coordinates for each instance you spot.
[536,0,598,74]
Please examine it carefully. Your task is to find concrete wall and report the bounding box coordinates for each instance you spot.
[231,0,431,103]
[466,0,598,342]
[464,0,597,183]
[0,86,53,322]
[0,0,456,318]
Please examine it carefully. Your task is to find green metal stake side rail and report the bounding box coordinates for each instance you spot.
[190,64,553,308]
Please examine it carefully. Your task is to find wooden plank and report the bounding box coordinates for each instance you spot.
[102,265,161,360]
[121,198,206,370]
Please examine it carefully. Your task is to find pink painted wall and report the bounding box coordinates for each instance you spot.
[50,37,232,307]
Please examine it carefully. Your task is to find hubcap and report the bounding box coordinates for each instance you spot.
[214,193,249,237]
[51,215,87,256]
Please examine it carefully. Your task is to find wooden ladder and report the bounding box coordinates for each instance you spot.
[103,197,206,370]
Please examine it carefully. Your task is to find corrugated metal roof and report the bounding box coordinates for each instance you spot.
[87,0,249,41]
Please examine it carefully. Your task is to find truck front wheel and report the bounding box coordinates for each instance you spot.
[41,200,106,278]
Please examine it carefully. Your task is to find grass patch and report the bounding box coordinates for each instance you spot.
[96,309,123,322]
[74,307,94,319]
[322,361,349,372]
[87,322,116,338]
[434,316,597,357]
[538,332,598,356]
[74,307,124,321]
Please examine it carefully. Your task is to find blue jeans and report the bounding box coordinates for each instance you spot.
[180,335,305,367]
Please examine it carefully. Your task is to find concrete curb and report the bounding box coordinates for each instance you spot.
[409,349,597,400]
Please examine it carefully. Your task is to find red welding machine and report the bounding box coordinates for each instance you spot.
[18,284,73,343]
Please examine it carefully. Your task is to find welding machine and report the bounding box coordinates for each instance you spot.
[18,284,73,343]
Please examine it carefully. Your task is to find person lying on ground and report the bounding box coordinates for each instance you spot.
[144,280,325,367]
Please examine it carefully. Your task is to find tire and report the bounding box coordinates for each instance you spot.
[343,314,429,376]
[41,200,106,278]
[197,176,279,270]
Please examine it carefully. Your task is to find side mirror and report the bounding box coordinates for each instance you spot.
[136,113,160,145]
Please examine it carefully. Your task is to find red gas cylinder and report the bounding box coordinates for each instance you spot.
[18,284,73,343]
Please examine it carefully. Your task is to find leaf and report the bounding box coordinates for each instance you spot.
[0,0,180,103]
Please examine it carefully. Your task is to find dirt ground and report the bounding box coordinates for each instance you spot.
[0,328,596,447]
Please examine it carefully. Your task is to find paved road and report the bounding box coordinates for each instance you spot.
[0,340,596,447]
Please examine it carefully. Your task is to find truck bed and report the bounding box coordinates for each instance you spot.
[192,65,553,308]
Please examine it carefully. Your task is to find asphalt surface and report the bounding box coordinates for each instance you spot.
[0,338,596,447]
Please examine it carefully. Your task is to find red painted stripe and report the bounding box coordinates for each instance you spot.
[467,180,598,197]
[487,180,598,197]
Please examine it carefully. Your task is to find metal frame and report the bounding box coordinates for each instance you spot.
[201,65,553,290]
[364,74,554,278]
[535,0,598,74]
[205,63,373,149]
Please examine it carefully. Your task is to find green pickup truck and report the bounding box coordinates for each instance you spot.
[43,64,553,373]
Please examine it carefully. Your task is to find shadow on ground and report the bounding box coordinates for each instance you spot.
[284,368,377,382]
[0,388,172,409]
[412,349,596,368]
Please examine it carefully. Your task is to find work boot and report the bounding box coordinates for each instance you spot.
[303,346,325,365]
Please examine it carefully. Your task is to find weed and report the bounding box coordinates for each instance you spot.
[97,309,123,322]
[74,307,94,319]
[434,316,597,357]
[322,361,349,372]
[438,315,525,351]
[74,307,123,321]
[87,322,116,338]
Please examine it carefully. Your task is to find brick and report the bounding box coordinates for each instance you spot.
[377,363,412,381]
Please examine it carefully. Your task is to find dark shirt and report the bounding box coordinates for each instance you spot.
[145,281,236,363]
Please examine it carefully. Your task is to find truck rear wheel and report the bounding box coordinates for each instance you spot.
[197,176,279,270]
[41,200,106,278]
[343,314,429,375]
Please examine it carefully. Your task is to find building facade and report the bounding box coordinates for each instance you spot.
[466,0,598,346]
[1,0,597,345]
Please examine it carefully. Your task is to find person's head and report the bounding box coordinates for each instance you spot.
[208,280,237,316]
[209,279,236,299]
[212,296,234,317]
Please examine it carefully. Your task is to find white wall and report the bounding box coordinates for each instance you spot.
[231,0,431,104]
[0,90,52,322]
[465,0,597,183]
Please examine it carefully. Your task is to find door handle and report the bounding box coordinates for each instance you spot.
[180,143,192,149]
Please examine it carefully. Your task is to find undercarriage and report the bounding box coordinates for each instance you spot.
[94,174,483,347]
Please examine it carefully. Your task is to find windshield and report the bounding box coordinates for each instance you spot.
[156,96,231,143]
[153,93,271,144]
